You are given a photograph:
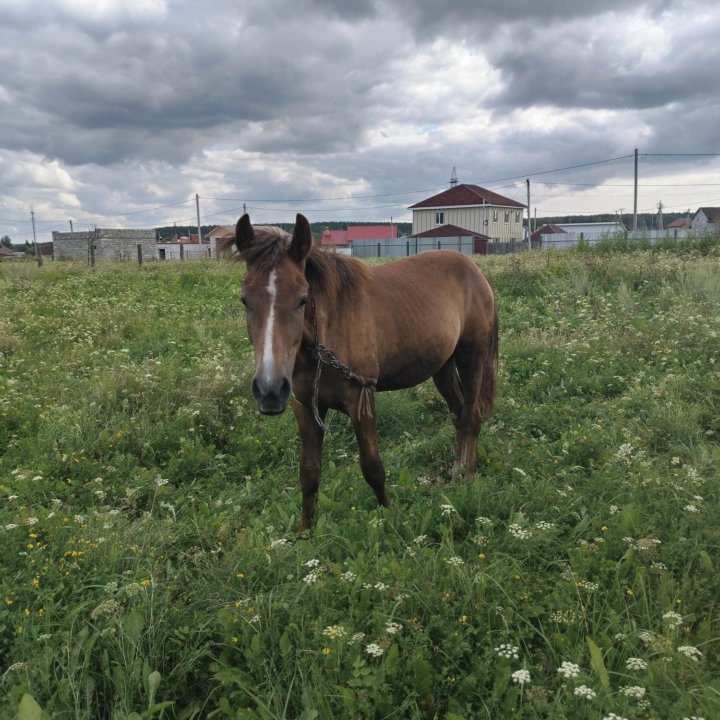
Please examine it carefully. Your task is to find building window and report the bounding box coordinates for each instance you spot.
[504,211,510,223]
[492,209,498,223]
[435,211,444,225]
[515,211,521,223]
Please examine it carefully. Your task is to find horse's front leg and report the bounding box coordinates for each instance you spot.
[349,393,391,510]
[292,398,326,532]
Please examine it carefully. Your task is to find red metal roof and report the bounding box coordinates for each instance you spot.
[667,217,690,228]
[347,225,398,241]
[410,183,526,210]
[320,229,349,246]
[321,225,398,246]
[531,224,566,242]
[410,224,490,240]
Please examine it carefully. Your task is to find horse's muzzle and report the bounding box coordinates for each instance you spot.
[251,376,292,415]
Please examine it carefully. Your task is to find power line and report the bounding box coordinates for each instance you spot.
[0,197,195,225]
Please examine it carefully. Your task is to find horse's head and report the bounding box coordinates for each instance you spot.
[235,213,312,415]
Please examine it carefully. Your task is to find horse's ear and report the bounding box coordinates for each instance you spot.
[288,213,313,263]
[235,214,254,255]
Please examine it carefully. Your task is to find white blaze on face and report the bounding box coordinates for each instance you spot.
[261,270,277,380]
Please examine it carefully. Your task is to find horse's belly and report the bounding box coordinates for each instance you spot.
[376,343,455,391]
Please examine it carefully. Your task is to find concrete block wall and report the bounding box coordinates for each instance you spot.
[52,229,157,261]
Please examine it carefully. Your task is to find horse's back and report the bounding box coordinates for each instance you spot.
[369,250,493,317]
[364,251,495,389]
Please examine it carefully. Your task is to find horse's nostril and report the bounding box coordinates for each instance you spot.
[251,377,262,402]
[251,375,292,411]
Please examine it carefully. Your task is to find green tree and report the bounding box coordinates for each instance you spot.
[1,234,12,248]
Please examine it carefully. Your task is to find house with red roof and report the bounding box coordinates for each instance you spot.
[531,224,567,243]
[408,224,490,255]
[320,224,397,250]
[409,183,526,244]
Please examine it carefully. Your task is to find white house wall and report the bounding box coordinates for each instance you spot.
[412,207,524,242]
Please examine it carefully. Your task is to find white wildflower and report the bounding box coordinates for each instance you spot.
[576,580,598,592]
[365,642,384,657]
[511,669,531,685]
[385,622,403,635]
[445,555,465,566]
[621,685,646,699]
[494,643,519,660]
[557,661,581,678]
[303,570,320,585]
[663,610,683,628]
[374,582,388,591]
[340,570,357,582]
[574,685,596,700]
[413,534,428,545]
[304,558,320,568]
[440,503,456,517]
[509,523,532,540]
[322,625,346,639]
[677,645,702,662]
[269,538,290,549]
[625,657,648,671]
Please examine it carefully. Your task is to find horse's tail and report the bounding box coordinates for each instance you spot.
[479,305,499,420]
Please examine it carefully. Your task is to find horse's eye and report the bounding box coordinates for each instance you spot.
[240,297,248,307]
[297,297,308,310]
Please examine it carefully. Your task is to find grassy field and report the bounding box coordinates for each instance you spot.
[1,238,719,720]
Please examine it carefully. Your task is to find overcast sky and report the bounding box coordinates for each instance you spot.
[2,0,720,240]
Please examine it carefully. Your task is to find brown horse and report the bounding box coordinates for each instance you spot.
[226,213,498,531]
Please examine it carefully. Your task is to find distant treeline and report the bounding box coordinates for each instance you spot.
[154,221,414,241]
[532,212,691,229]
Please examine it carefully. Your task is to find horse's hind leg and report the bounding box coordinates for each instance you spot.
[292,399,326,532]
[432,358,466,480]
[454,343,487,482]
[349,393,391,510]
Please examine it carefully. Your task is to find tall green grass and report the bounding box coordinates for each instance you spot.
[1,243,719,719]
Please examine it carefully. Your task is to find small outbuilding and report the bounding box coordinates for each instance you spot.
[52,228,157,261]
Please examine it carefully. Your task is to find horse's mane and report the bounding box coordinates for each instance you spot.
[219,225,369,304]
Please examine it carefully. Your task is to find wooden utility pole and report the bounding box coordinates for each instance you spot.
[632,148,638,234]
[31,208,42,266]
[526,179,531,249]
[196,194,202,246]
